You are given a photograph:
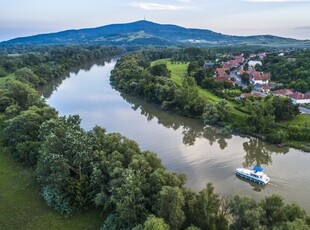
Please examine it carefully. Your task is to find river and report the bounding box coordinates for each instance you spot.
[40,59,310,211]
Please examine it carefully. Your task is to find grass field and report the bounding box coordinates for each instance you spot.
[0,149,102,230]
[282,114,310,127]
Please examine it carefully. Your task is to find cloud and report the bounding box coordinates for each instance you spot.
[245,0,310,2]
[130,2,194,10]
[295,26,310,30]
[177,0,192,2]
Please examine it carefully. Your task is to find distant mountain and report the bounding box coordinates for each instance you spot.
[1,20,309,47]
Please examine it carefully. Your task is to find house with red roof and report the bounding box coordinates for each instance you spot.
[272,89,310,104]
[289,92,310,104]
[250,72,270,85]
[240,92,264,99]
[261,85,270,94]
[272,89,295,96]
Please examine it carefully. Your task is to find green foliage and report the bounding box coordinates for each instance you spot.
[230,194,309,230]
[267,129,289,144]
[156,186,185,230]
[246,98,275,133]
[151,63,171,78]
[143,215,170,230]
[203,100,230,125]
[14,67,40,87]
[262,50,310,92]
[272,96,299,121]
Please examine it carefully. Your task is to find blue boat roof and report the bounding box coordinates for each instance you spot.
[253,166,263,171]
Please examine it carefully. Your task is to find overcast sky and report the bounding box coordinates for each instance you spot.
[1,0,310,41]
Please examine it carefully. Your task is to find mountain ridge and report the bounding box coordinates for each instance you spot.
[1,20,309,47]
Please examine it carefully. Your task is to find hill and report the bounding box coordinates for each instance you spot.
[1,20,310,47]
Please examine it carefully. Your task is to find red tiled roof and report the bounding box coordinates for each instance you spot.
[273,89,295,96]
[216,68,229,76]
[288,92,310,100]
[261,85,270,90]
[215,76,230,81]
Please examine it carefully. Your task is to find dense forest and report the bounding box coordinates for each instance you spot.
[1,46,310,229]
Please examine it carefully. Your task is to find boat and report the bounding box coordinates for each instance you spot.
[236,166,270,185]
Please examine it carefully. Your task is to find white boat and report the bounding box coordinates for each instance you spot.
[236,166,270,185]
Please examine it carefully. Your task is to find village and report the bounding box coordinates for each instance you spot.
[213,52,310,113]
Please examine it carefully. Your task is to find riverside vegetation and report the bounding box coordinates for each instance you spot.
[0,46,310,229]
[111,48,310,151]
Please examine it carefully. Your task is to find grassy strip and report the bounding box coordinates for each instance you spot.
[0,148,102,230]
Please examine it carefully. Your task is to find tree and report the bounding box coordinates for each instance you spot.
[110,169,147,229]
[229,195,264,230]
[272,96,299,121]
[202,100,230,125]
[36,115,95,212]
[157,186,185,230]
[194,183,228,230]
[150,63,171,78]
[14,67,40,87]
[143,215,170,230]
[246,98,274,133]
[241,72,250,85]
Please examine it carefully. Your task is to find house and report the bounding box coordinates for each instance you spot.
[250,72,270,85]
[289,92,310,104]
[272,89,310,104]
[248,60,262,68]
[215,67,229,76]
[272,89,295,96]
[261,85,270,94]
[240,92,264,99]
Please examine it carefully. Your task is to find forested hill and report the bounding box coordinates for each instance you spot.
[1,20,310,47]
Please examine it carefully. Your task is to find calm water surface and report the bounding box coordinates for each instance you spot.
[41,60,310,211]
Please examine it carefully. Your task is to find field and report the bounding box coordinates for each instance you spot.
[0,149,102,230]
[282,114,310,128]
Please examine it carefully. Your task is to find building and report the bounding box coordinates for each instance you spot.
[272,89,310,104]
[250,72,270,85]
[272,89,295,96]
[248,60,262,68]
[261,85,270,94]
[240,92,264,99]
[289,92,310,104]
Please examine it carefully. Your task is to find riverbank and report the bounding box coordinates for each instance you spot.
[152,58,310,152]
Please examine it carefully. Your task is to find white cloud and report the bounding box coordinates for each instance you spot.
[245,0,310,2]
[130,2,194,10]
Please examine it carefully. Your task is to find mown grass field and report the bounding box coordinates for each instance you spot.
[0,149,102,230]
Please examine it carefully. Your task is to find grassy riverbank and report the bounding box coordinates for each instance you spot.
[0,148,102,230]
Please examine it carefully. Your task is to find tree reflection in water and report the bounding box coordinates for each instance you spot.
[121,92,231,150]
[242,138,289,168]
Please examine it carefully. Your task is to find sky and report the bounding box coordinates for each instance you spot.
[1,0,310,41]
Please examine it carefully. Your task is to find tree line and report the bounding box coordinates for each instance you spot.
[0,46,309,229]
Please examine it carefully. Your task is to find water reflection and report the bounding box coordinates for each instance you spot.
[38,58,112,98]
[242,138,289,168]
[119,92,232,149]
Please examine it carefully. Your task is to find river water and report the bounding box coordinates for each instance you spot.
[41,59,310,211]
